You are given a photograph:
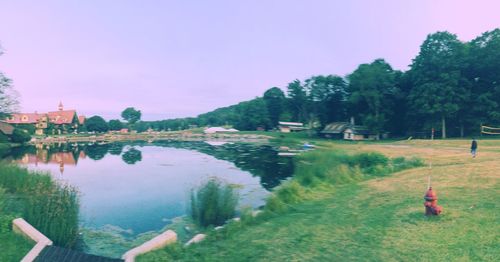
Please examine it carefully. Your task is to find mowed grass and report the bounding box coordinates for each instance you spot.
[0,232,34,262]
[139,139,500,261]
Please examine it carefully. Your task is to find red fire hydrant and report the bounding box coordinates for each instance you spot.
[424,187,442,216]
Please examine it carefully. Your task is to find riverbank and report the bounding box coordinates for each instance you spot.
[138,139,500,261]
[0,178,33,262]
[29,131,272,144]
[0,164,80,262]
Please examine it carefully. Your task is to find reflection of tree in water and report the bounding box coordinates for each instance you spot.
[85,144,110,160]
[108,142,125,155]
[6,141,294,190]
[121,148,142,165]
[153,141,294,190]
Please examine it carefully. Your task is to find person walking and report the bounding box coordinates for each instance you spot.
[471,138,478,158]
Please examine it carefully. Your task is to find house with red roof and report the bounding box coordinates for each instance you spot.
[4,102,85,135]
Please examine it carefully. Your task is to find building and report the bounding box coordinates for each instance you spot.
[204,127,239,134]
[4,102,85,135]
[321,122,377,140]
[278,122,306,133]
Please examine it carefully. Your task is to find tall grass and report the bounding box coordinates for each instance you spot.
[190,178,239,227]
[0,164,80,248]
[266,150,424,212]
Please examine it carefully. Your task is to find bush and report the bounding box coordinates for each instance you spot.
[391,156,424,172]
[294,150,423,189]
[10,128,31,143]
[190,178,239,227]
[265,180,306,213]
[350,152,389,169]
[0,132,9,143]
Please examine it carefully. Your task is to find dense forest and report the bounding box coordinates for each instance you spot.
[137,29,500,138]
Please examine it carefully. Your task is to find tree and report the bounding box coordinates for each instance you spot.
[286,80,309,123]
[85,116,109,133]
[466,29,500,131]
[348,59,398,139]
[121,107,141,125]
[408,32,468,138]
[0,47,18,119]
[10,128,31,143]
[263,87,286,128]
[108,119,123,131]
[304,75,347,127]
[234,98,270,130]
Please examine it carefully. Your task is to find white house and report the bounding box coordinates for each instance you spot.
[278,122,306,133]
[204,127,239,134]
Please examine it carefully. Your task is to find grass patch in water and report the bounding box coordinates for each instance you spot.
[190,178,239,228]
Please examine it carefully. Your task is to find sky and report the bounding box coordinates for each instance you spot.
[1,1,499,120]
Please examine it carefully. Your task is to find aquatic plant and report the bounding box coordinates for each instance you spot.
[189,178,239,227]
[0,164,80,248]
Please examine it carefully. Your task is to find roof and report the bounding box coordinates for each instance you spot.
[278,122,304,127]
[0,121,14,135]
[321,122,375,135]
[78,115,86,125]
[47,110,77,124]
[204,127,230,133]
[321,122,350,134]
[4,113,45,124]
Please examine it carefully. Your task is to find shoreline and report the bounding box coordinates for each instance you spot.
[29,132,273,144]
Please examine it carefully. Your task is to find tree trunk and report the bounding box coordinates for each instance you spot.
[460,123,464,138]
[441,115,446,139]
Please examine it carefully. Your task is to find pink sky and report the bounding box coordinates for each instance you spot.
[0,0,499,120]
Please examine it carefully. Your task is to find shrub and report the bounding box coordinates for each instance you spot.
[10,128,31,143]
[265,180,306,213]
[350,152,389,169]
[275,180,305,205]
[391,156,424,172]
[293,150,422,189]
[190,178,239,227]
[0,132,9,143]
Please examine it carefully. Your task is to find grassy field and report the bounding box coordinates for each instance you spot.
[139,139,500,261]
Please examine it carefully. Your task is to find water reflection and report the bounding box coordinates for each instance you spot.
[122,148,142,165]
[2,141,296,256]
[5,141,294,190]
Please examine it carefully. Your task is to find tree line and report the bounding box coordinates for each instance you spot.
[2,29,500,138]
[139,29,500,138]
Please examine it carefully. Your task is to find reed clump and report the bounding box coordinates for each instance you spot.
[0,164,80,248]
[189,178,239,227]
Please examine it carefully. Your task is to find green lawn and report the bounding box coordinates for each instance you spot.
[0,231,33,262]
[139,139,500,261]
[0,184,33,262]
